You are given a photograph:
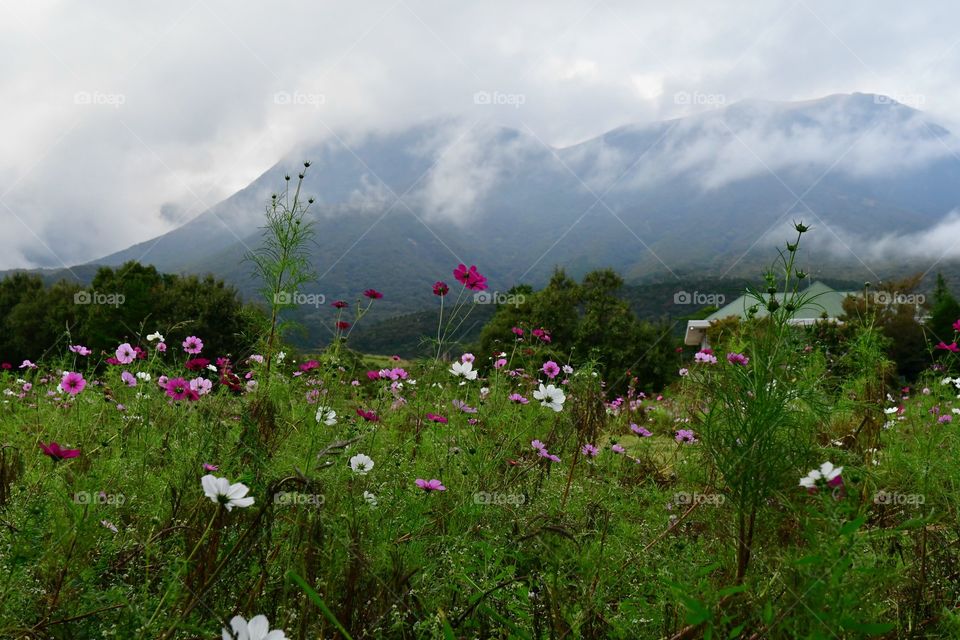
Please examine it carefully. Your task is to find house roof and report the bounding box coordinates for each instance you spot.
[684,281,858,346]
[705,281,856,322]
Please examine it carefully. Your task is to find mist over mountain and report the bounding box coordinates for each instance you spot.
[87,93,960,307]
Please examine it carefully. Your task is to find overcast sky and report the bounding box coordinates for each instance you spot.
[2,0,959,270]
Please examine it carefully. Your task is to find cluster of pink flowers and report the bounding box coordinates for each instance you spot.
[694,349,717,364]
[453,264,488,291]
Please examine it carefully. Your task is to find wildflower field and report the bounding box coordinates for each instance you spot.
[3,206,960,639]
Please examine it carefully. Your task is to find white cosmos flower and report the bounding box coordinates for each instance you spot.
[819,461,843,482]
[201,474,255,511]
[449,360,477,380]
[146,332,164,342]
[883,407,899,415]
[533,383,566,412]
[276,351,286,364]
[315,406,337,425]
[136,372,152,382]
[799,469,821,489]
[363,490,378,507]
[349,453,374,475]
[222,614,286,640]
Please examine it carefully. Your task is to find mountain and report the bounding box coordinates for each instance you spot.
[75,92,960,347]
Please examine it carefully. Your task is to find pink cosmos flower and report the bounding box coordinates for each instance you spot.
[203,463,219,471]
[61,372,86,396]
[531,439,545,450]
[165,377,193,401]
[415,478,446,492]
[542,360,561,379]
[426,413,448,423]
[39,441,81,461]
[511,327,524,337]
[69,345,92,356]
[694,350,718,364]
[509,393,529,404]
[461,353,475,364]
[157,342,167,353]
[356,408,379,422]
[363,289,383,299]
[336,321,351,330]
[433,281,449,296]
[935,341,960,352]
[538,449,561,463]
[726,352,749,366]
[611,444,625,454]
[453,264,488,291]
[953,318,960,332]
[185,357,211,371]
[939,414,952,423]
[115,343,136,364]
[20,360,36,369]
[121,371,137,387]
[494,358,507,369]
[581,443,599,457]
[675,429,697,444]
[182,336,203,355]
[630,423,652,437]
[452,399,477,413]
[331,300,349,309]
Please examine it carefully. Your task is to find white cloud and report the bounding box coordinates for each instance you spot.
[2,0,960,268]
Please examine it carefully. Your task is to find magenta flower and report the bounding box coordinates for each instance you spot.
[531,439,545,450]
[363,289,383,299]
[494,358,507,369]
[331,300,349,309]
[415,478,446,492]
[935,341,960,352]
[953,318,960,332]
[203,463,219,471]
[426,413,448,423]
[182,336,203,355]
[61,372,86,396]
[356,408,379,422]
[675,429,697,444]
[453,264,488,291]
[509,393,528,404]
[433,281,449,296]
[157,342,167,353]
[39,441,81,462]
[726,352,749,366]
[511,327,524,337]
[336,321,351,330]
[542,360,561,379]
[939,414,953,423]
[581,443,599,457]
[165,377,193,401]
[115,343,136,364]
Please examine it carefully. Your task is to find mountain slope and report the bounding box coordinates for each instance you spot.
[92,93,960,320]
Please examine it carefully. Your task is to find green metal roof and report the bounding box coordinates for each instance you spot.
[706,281,856,322]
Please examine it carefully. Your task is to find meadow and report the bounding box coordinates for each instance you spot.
[2,204,960,639]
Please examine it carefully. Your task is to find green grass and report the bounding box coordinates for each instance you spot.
[1,345,959,638]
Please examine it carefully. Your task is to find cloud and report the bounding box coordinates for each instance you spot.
[3,1,960,269]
